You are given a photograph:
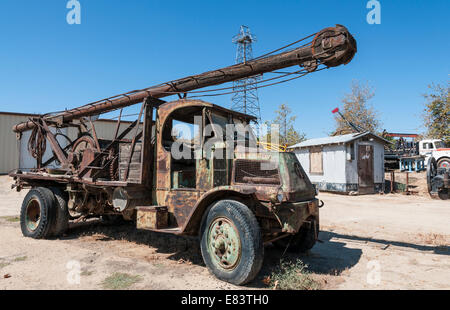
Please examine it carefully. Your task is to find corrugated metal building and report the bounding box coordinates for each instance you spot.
[0,112,34,174]
[0,111,139,174]
[288,132,389,194]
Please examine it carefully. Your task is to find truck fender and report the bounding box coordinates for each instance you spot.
[181,186,257,235]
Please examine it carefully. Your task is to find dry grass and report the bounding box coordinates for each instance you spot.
[13,256,27,262]
[1,216,20,223]
[101,272,142,290]
[267,259,321,290]
[81,270,94,277]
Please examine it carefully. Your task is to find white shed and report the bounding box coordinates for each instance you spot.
[289,132,389,194]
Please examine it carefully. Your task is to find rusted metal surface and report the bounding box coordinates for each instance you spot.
[119,143,142,182]
[140,103,155,188]
[136,206,168,230]
[12,25,356,134]
[274,199,319,234]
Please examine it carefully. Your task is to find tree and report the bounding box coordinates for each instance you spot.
[264,103,306,146]
[423,83,450,144]
[333,80,381,135]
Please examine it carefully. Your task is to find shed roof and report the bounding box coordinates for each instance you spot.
[288,132,390,149]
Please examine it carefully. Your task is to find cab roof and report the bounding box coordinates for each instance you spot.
[158,99,257,123]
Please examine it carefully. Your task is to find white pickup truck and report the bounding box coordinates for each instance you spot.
[419,139,450,169]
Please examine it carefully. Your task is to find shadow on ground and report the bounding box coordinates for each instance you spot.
[64,220,205,265]
[61,221,364,287]
[324,231,450,256]
[249,232,363,288]
[58,221,450,288]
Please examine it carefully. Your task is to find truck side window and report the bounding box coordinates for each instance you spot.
[161,107,202,189]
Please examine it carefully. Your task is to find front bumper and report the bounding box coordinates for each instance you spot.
[275,198,320,234]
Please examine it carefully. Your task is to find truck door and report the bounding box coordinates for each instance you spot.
[156,104,205,228]
[358,144,374,194]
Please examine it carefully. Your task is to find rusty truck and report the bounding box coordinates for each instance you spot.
[9,25,357,285]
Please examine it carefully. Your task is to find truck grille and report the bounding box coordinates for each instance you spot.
[234,159,280,185]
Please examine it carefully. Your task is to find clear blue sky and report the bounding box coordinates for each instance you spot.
[0,0,448,138]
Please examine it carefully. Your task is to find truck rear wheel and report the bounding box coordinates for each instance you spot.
[274,217,319,253]
[49,187,69,237]
[200,200,264,285]
[20,187,56,239]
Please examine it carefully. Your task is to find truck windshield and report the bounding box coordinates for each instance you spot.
[434,141,447,149]
[210,112,257,145]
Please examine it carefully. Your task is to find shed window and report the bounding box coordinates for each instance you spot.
[309,146,323,175]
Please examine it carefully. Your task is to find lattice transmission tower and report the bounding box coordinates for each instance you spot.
[231,25,261,133]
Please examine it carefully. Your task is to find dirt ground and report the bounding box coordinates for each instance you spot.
[0,175,449,290]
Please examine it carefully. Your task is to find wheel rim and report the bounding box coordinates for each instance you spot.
[25,198,41,232]
[207,217,241,270]
[439,160,450,169]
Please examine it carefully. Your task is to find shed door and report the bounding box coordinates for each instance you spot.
[357,145,374,194]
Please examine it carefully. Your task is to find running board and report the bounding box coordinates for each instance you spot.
[147,227,183,235]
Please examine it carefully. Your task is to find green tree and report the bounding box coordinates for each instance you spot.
[334,80,381,135]
[423,83,450,144]
[264,103,306,146]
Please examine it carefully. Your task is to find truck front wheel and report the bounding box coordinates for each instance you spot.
[20,187,56,239]
[274,217,319,253]
[200,200,264,285]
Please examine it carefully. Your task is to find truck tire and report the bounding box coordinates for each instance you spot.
[200,200,264,285]
[274,217,319,253]
[437,157,450,169]
[49,187,69,237]
[20,187,56,239]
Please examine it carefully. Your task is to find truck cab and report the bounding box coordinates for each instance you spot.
[419,139,450,168]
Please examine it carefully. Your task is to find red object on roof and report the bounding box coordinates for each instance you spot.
[332,108,339,114]
[384,133,419,138]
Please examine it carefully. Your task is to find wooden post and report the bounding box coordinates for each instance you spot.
[406,172,409,194]
[390,170,395,193]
